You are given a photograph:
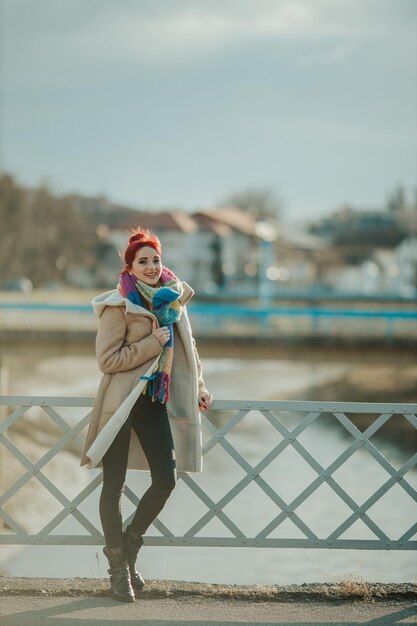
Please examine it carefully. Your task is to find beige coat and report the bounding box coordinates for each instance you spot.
[80,283,207,472]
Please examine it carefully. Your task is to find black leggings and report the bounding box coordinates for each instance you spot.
[99,393,176,548]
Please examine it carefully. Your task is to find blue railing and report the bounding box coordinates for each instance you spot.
[189,303,417,320]
[1,301,416,340]
[1,301,416,320]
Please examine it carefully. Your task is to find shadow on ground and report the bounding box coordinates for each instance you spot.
[1,595,417,626]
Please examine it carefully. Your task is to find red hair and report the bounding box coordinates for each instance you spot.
[122,227,162,272]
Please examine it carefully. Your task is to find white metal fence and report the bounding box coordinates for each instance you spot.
[1,396,416,550]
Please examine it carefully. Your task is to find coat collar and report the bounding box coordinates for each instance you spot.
[180,281,194,305]
[92,282,194,318]
[91,290,149,317]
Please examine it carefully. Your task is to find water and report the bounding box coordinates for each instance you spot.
[2,352,417,584]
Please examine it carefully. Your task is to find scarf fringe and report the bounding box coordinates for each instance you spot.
[141,372,171,403]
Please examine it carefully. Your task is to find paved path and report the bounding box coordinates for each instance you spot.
[1,596,416,626]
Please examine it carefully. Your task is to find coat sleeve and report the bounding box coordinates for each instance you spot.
[96,307,162,374]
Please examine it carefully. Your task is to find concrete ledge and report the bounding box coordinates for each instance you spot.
[1,577,416,602]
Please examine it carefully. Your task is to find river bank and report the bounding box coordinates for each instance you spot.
[302,362,417,405]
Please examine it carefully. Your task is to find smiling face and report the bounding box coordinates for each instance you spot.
[129,245,162,285]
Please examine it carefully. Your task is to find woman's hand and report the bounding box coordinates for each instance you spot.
[153,326,170,347]
[198,391,214,411]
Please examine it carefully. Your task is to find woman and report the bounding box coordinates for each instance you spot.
[81,227,213,602]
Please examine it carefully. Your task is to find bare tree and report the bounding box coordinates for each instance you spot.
[386,184,407,214]
[219,187,283,222]
[0,173,98,287]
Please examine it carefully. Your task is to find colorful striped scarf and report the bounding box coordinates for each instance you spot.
[118,267,183,403]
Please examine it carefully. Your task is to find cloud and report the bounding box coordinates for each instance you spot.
[66,0,405,66]
[4,0,415,75]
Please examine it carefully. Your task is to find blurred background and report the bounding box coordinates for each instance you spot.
[1,0,416,585]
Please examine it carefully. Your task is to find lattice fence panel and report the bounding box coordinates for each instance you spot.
[1,396,416,550]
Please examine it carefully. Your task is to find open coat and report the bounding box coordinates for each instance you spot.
[80,283,207,472]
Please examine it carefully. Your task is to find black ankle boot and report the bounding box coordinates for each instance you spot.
[123,525,145,592]
[103,546,135,602]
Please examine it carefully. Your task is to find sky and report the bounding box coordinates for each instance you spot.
[1,0,416,223]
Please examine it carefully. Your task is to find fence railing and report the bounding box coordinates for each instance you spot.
[1,396,416,550]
